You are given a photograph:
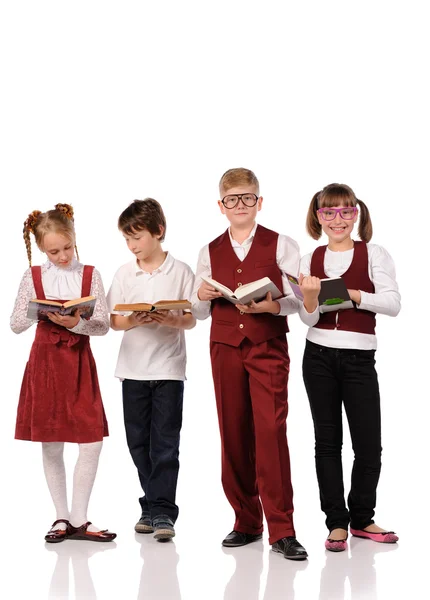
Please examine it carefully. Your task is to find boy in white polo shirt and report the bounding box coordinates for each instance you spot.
[107,199,195,541]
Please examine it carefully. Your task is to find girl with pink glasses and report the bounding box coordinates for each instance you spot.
[298,183,400,552]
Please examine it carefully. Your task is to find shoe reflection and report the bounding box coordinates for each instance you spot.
[45,539,117,599]
[319,536,398,600]
[222,541,308,600]
[135,534,182,600]
[223,542,264,600]
[263,548,308,599]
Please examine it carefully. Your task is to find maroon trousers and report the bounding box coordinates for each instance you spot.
[210,336,295,544]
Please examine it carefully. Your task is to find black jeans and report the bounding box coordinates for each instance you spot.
[302,340,382,531]
[122,379,184,522]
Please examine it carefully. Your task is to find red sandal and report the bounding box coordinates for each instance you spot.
[45,519,70,543]
[66,521,117,542]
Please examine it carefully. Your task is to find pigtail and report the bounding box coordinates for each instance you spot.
[356,199,373,242]
[55,203,74,220]
[306,191,322,240]
[54,203,79,260]
[23,210,42,267]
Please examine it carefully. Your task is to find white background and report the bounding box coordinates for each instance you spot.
[0,2,428,599]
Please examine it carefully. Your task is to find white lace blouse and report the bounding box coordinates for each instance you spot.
[10,259,109,336]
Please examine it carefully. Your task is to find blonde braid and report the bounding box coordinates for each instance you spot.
[23,210,42,267]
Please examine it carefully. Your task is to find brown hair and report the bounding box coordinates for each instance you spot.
[306,183,373,242]
[118,199,166,242]
[23,203,78,267]
[219,168,260,196]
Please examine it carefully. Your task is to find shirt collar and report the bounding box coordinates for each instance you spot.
[46,258,80,272]
[228,222,258,248]
[134,251,174,276]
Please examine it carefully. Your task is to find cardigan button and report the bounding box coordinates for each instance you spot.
[239,311,244,315]
[237,282,242,286]
[237,268,242,273]
[239,324,244,329]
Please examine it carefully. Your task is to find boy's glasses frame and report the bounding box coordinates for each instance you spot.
[221,193,259,209]
[317,206,358,221]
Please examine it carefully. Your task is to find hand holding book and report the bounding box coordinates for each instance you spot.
[287,273,353,313]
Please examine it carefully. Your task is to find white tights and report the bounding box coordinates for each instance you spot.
[42,441,103,532]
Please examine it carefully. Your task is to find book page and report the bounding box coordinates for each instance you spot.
[201,276,234,298]
[113,303,153,312]
[152,300,191,311]
[63,296,95,308]
[235,279,283,304]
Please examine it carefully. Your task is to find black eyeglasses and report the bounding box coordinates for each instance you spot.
[221,193,259,209]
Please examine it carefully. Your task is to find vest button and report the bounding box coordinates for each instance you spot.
[239,311,244,315]
[237,282,242,286]
[239,324,244,329]
[237,268,242,273]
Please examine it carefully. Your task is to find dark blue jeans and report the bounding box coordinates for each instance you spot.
[302,340,382,531]
[122,379,184,522]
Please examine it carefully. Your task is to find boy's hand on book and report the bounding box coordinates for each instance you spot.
[47,310,82,329]
[198,281,223,302]
[130,311,153,326]
[150,310,177,327]
[236,292,280,315]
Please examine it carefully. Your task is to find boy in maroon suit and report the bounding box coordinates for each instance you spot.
[192,168,307,560]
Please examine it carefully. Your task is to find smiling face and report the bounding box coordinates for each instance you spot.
[41,232,75,267]
[218,184,263,231]
[317,204,358,247]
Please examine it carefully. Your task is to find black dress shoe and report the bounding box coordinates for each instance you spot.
[222,530,262,547]
[272,536,308,560]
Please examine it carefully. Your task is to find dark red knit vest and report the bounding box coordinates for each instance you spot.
[209,225,288,347]
[310,241,376,334]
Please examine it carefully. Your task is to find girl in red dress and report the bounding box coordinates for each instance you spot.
[10,204,116,543]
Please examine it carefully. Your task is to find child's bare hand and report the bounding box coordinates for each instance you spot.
[198,281,222,302]
[150,310,177,327]
[299,274,321,300]
[236,292,280,315]
[130,311,153,326]
[47,309,81,329]
[347,289,361,304]
[299,274,321,312]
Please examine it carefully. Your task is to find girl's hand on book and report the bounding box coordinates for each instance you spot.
[150,310,177,327]
[236,292,280,315]
[198,281,222,302]
[299,274,320,313]
[47,310,82,329]
[347,289,361,304]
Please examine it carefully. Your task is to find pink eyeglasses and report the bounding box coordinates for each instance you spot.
[317,207,358,221]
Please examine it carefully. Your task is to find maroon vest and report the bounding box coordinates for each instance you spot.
[209,225,288,347]
[310,241,376,334]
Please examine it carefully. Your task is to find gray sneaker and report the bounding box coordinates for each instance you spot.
[135,513,154,534]
[152,516,175,541]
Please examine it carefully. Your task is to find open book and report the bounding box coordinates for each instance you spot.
[113,299,192,312]
[27,296,96,321]
[202,276,282,305]
[287,274,353,313]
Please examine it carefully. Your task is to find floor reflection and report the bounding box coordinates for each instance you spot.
[319,537,398,600]
[223,542,264,600]
[135,534,182,600]
[263,549,308,599]
[223,542,308,600]
[45,539,117,599]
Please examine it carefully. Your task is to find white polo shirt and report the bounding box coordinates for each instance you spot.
[107,252,195,381]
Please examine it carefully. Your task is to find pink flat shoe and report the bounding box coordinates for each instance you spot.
[325,537,348,552]
[350,528,398,543]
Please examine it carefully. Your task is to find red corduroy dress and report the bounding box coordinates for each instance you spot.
[15,265,109,443]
